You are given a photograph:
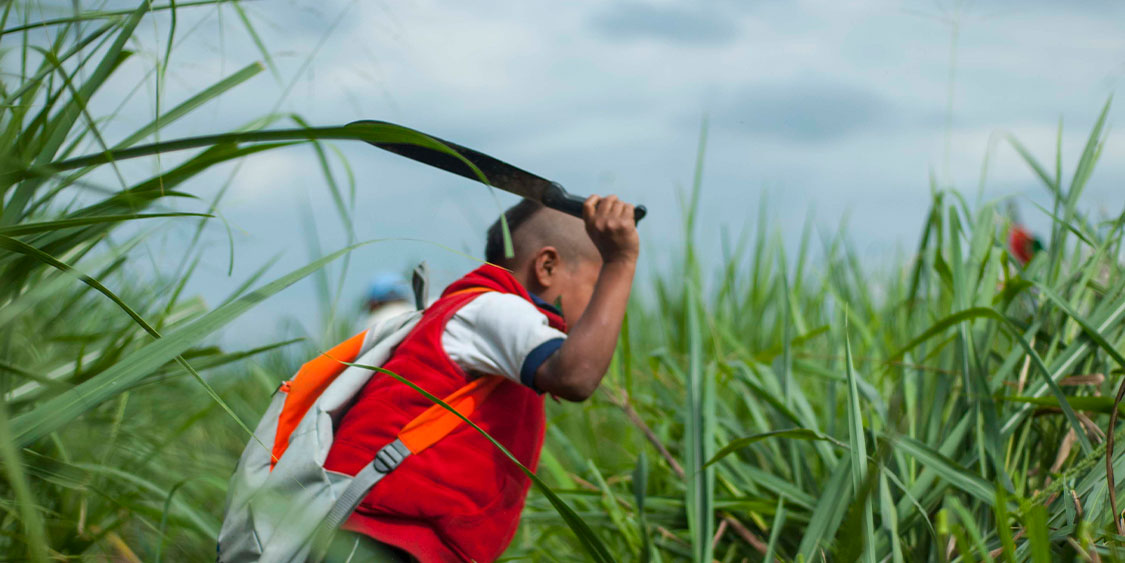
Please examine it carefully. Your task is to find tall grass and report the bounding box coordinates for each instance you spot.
[516,99,1125,561]
[4,1,1125,561]
[0,1,474,559]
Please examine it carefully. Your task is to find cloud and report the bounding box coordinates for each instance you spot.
[590,2,741,46]
[76,0,1125,346]
[719,77,931,142]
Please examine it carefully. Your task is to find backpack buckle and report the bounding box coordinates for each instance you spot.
[372,439,411,473]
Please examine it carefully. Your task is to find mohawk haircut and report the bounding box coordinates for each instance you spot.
[485,199,546,266]
[484,199,599,268]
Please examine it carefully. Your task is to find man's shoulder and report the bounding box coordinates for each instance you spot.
[441,289,566,385]
[452,291,544,322]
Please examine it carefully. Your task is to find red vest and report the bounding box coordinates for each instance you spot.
[323,265,566,562]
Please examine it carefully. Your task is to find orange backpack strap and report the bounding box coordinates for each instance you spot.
[394,284,499,455]
[313,375,505,552]
[398,375,504,453]
[276,286,493,470]
[444,286,492,299]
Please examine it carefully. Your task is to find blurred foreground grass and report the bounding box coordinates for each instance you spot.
[3,1,1125,561]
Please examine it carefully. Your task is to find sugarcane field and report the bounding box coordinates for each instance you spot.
[5,1,1125,561]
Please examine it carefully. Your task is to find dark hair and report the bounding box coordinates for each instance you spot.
[485,199,544,265]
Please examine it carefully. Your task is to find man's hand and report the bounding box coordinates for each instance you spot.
[583,195,640,264]
[535,195,639,401]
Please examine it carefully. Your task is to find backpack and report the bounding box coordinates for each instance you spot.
[217,268,500,562]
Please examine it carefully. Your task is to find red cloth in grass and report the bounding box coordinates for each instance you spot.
[324,264,566,563]
[1008,225,1036,265]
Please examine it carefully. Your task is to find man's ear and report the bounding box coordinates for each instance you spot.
[533,246,561,289]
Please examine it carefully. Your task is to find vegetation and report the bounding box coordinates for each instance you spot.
[0,2,453,561]
[517,101,1125,562]
[3,1,1125,561]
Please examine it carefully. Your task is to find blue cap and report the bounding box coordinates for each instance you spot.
[366,272,409,303]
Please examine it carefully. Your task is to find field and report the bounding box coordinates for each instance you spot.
[3,2,1125,562]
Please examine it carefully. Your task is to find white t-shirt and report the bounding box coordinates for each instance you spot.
[442,292,566,391]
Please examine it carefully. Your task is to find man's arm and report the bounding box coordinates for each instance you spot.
[535,195,639,401]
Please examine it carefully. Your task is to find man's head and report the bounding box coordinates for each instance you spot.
[485,199,602,325]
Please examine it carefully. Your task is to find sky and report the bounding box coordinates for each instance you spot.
[40,0,1125,346]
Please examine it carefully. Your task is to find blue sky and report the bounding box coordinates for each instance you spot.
[58,0,1125,345]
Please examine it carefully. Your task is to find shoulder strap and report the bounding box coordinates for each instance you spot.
[311,374,504,559]
[272,288,492,469]
[313,285,500,555]
[397,374,504,453]
[444,285,492,299]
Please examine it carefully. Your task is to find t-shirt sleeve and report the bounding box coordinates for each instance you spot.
[443,292,566,390]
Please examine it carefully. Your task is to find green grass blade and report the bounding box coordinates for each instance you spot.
[0,212,211,236]
[1064,97,1111,214]
[588,459,639,551]
[764,495,787,562]
[892,435,996,503]
[9,240,380,446]
[994,483,1017,562]
[0,0,221,35]
[33,0,145,165]
[797,456,853,558]
[232,2,282,83]
[1006,135,1061,198]
[1002,395,1124,415]
[0,402,49,562]
[633,451,653,562]
[0,20,115,109]
[1022,503,1052,563]
[844,322,876,563]
[879,472,904,563]
[1033,282,1125,373]
[892,306,1093,453]
[112,62,264,150]
[683,280,715,563]
[27,122,490,183]
[0,234,165,332]
[705,428,844,468]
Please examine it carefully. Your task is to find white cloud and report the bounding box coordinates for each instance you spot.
[31,0,1124,344]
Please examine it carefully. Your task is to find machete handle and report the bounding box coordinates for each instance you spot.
[543,183,647,224]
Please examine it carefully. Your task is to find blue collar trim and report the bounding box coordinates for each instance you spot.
[529,292,562,317]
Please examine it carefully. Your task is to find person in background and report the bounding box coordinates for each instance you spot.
[364,272,415,328]
[1006,203,1044,267]
[1008,224,1044,266]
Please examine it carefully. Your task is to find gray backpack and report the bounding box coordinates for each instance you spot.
[217,264,504,562]
[217,311,420,562]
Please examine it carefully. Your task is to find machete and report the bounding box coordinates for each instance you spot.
[349,120,646,223]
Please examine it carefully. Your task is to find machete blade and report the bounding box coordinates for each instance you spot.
[349,120,645,223]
